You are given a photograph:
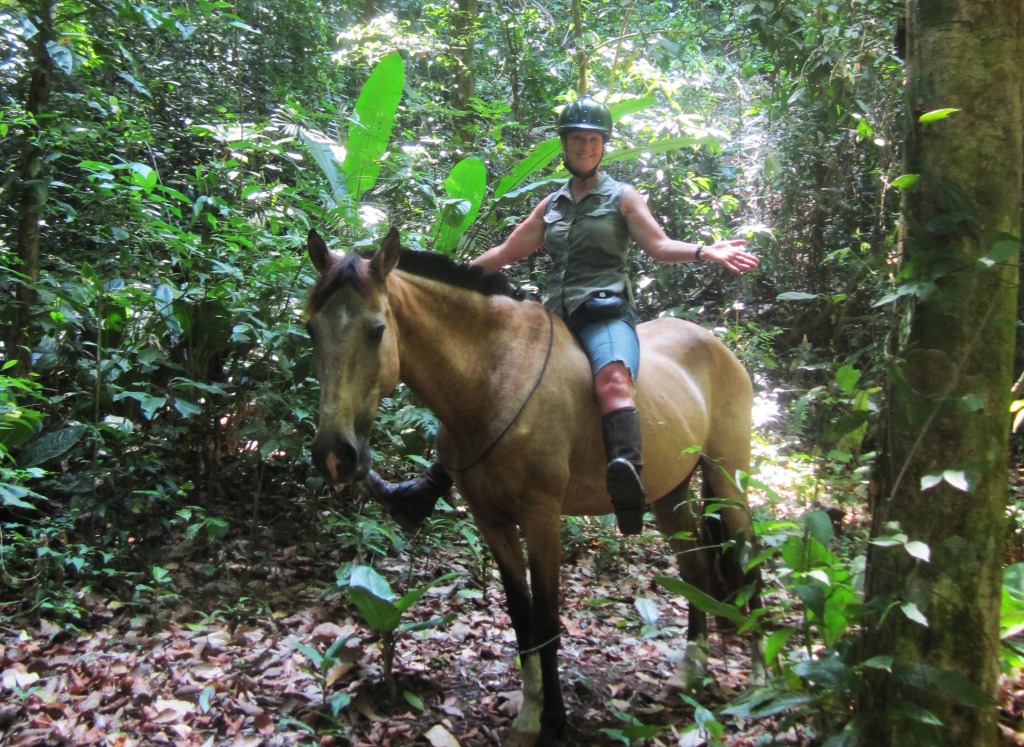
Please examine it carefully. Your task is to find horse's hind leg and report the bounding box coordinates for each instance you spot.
[700,414,758,588]
[699,435,767,681]
[652,480,715,688]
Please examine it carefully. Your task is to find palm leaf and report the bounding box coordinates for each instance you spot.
[493,138,563,200]
[343,51,405,199]
[431,157,487,252]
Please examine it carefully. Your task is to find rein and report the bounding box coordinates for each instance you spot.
[441,309,555,474]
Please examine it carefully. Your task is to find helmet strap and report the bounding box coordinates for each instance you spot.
[565,158,600,180]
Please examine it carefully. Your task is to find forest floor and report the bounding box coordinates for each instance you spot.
[0,519,782,747]
[4,445,1024,746]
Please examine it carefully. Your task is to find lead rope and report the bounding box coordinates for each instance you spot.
[441,310,555,474]
[518,626,565,657]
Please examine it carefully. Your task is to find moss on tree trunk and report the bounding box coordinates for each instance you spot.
[861,2,1023,745]
[8,0,55,376]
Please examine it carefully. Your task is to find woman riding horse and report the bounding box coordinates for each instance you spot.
[369,96,759,535]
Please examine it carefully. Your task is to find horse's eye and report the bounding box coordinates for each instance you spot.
[370,321,386,343]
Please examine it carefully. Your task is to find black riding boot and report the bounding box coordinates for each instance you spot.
[602,407,646,536]
[365,461,453,531]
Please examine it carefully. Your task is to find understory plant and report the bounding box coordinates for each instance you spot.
[344,565,457,699]
[660,489,1000,745]
[293,633,357,731]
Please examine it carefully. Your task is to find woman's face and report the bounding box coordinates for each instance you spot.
[563,130,606,175]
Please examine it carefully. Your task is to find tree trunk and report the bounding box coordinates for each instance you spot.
[451,0,477,146]
[861,2,1022,746]
[570,0,587,95]
[7,0,55,377]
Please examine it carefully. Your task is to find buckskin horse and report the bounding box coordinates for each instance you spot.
[304,227,762,746]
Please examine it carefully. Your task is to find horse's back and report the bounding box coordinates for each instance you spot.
[638,317,752,407]
[460,312,753,518]
[638,317,748,378]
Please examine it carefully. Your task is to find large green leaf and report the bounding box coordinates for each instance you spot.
[493,138,563,200]
[723,689,816,718]
[0,406,43,450]
[399,613,457,634]
[1,483,44,510]
[349,566,400,633]
[608,96,656,120]
[604,135,707,165]
[16,424,87,467]
[655,575,748,627]
[1001,563,1024,637]
[343,52,404,200]
[350,565,395,600]
[112,391,167,421]
[349,586,401,633]
[299,129,346,205]
[430,157,487,253]
[492,174,566,210]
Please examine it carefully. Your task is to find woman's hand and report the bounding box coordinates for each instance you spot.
[702,239,760,273]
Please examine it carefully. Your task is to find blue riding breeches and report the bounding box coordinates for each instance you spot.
[565,303,640,382]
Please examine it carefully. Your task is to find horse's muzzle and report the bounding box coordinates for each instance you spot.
[311,431,371,484]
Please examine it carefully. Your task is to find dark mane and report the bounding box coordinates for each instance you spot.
[307,247,527,315]
[394,249,525,300]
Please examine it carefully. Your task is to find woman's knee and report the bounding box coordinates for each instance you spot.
[594,362,635,411]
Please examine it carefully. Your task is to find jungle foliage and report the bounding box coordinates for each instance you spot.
[3,0,1018,744]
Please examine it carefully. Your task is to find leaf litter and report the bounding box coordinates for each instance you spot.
[0,513,785,747]
[5,474,1020,747]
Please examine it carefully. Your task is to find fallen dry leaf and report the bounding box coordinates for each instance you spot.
[424,723,461,747]
[2,666,40,690]
[149,697,193,724]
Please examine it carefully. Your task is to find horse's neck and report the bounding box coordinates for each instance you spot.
[387,273,544,433]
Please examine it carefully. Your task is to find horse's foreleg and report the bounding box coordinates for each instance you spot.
[472,515,547,745]
[523,516,566,743]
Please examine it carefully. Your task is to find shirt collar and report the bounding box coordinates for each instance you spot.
[551,172,615,203]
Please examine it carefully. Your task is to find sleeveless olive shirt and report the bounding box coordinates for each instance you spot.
[542,173,633,319]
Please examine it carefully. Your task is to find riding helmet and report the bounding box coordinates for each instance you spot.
[556,96,612,140]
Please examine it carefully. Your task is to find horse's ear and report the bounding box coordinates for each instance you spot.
[371,227,401,281]
[307,229,334,275]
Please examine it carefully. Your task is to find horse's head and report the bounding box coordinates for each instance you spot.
[305,228,401,484]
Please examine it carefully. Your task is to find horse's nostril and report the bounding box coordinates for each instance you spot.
[324,451,341,482]
[312,433,364,485]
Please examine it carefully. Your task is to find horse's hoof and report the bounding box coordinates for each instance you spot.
[533,732,562,747]
[502,730,540,747]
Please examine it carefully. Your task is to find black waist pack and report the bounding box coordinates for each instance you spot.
[581,290,625,319]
